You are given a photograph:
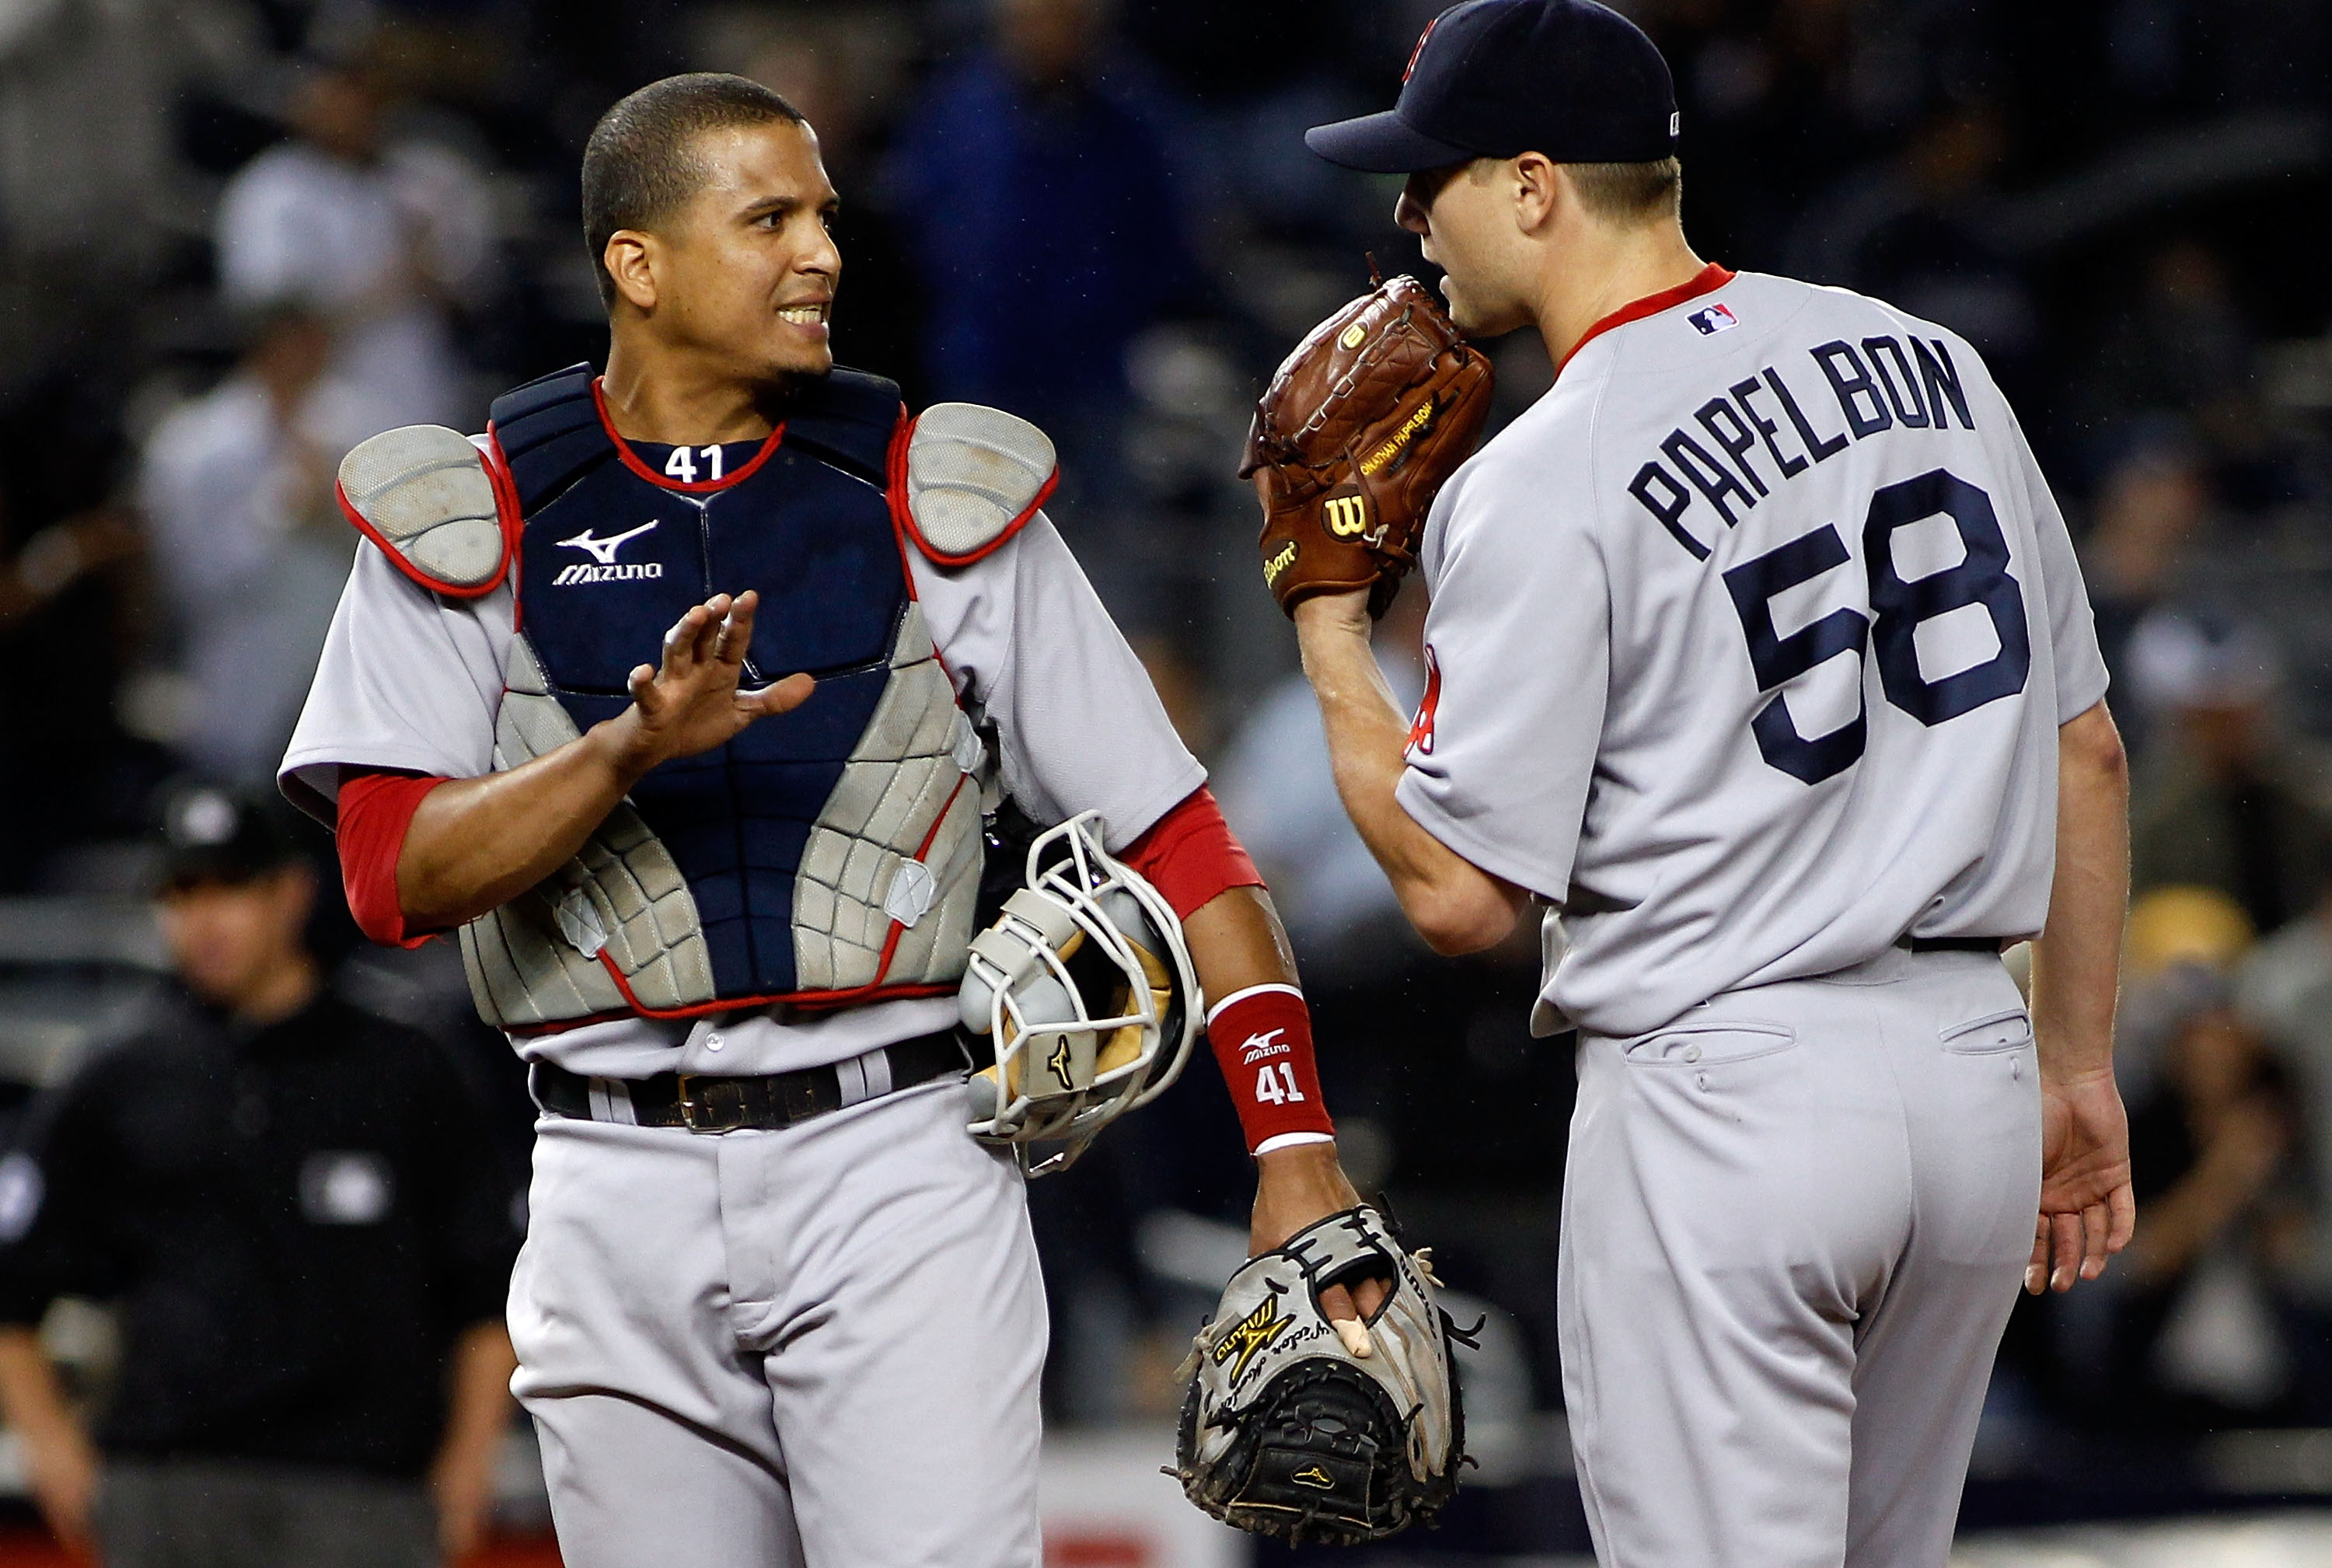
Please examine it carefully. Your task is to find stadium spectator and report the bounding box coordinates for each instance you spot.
[2083,241,2254,458]
[2239,888,2332,1408]
[1213,583,1430,984]
[215,56,494,434]
[2108,966,2305,1429]
[0,785,519,1566]
[2079,431,2212,758]
[2128,613,2332,935]
[883,0,1201,621]
[137,306,376,785]
[0,0,259,369]
[1789,100,2040,392]
[0,372,151,890]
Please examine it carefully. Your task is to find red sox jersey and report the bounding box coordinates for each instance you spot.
[1398,267,2109,1039]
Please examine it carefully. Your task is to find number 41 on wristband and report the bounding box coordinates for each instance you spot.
[1254,1063,1306,1105]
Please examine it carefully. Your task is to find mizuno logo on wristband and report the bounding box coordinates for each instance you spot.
[1240,1028,1290,1063]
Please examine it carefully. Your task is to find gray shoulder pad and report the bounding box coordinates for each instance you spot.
[337,425,511,597]
[900,403,1059,565]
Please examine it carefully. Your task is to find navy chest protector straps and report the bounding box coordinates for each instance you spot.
[331,364,1059,1031]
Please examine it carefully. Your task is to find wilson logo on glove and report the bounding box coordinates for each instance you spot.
[1243,273,1493,618]
[1322,494,1371,540]
[1263,540,1299,588]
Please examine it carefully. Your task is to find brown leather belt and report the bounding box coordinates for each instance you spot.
[529,1031,968,1133]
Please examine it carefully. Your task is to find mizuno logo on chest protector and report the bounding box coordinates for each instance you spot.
[554,520,664,585]
[560,519,659,562]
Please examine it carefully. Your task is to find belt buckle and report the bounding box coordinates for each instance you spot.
[675,1074,734,1133]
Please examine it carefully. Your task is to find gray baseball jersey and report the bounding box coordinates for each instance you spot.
[281,508,1204,1081]
[1398,268,2107,1040]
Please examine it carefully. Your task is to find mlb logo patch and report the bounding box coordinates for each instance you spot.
[1688,303,1739,336]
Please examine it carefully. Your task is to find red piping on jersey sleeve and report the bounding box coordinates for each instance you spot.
[336,770,452,948]
[1556,262,1737,377]
[1118,787,1263,920]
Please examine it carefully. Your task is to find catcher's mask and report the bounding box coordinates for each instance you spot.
[959,811,1199,1175]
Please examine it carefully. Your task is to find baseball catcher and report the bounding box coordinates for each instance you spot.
[1172,1206,1467,1545]
[1242,272,1496,618]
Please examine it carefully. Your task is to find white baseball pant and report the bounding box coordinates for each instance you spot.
[1561,946,2039,1568]
[506,1077,1047,1568]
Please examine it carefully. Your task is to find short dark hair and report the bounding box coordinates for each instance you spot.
[581,73,807,308]
[1562,157,1683,225]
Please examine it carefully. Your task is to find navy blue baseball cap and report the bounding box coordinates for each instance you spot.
[1307,0,1679,173]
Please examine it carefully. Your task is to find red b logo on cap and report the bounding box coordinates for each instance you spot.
[1404,15,1443,82]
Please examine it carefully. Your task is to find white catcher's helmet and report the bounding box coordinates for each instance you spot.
[959,811,1201,1175]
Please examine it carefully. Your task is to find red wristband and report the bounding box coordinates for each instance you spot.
[1208,983,1334,1154]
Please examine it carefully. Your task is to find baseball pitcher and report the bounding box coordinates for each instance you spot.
[1251,3,2135,1564]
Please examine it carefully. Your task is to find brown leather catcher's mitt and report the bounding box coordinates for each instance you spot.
[1241,274,1494,618]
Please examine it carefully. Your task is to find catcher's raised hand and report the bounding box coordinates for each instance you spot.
[614,590,815,774]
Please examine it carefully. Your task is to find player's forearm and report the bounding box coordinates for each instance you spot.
[435,1321,518,1471]
[2031,700,2129,1084]
[398,718,658,929]
[0,1329,82,1448]
[1293,599,1523,954]
[1182,885,1300,997]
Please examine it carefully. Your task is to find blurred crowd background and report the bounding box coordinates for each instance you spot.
[2,0,2331,1556]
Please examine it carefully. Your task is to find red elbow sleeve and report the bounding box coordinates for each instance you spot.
[336,771,449,948]
[1119,787,1263,920]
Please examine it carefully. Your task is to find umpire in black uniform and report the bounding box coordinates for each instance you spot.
[0,787,521,1567]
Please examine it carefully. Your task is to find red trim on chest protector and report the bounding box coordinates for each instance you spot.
[484,428,526,632]
[885,412,1060,567]
[1209,987,1334,1151]
[337,770,452,948]
[590,377,786,493]
[1556,262,1737,378]
[1119,787,1263,920]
